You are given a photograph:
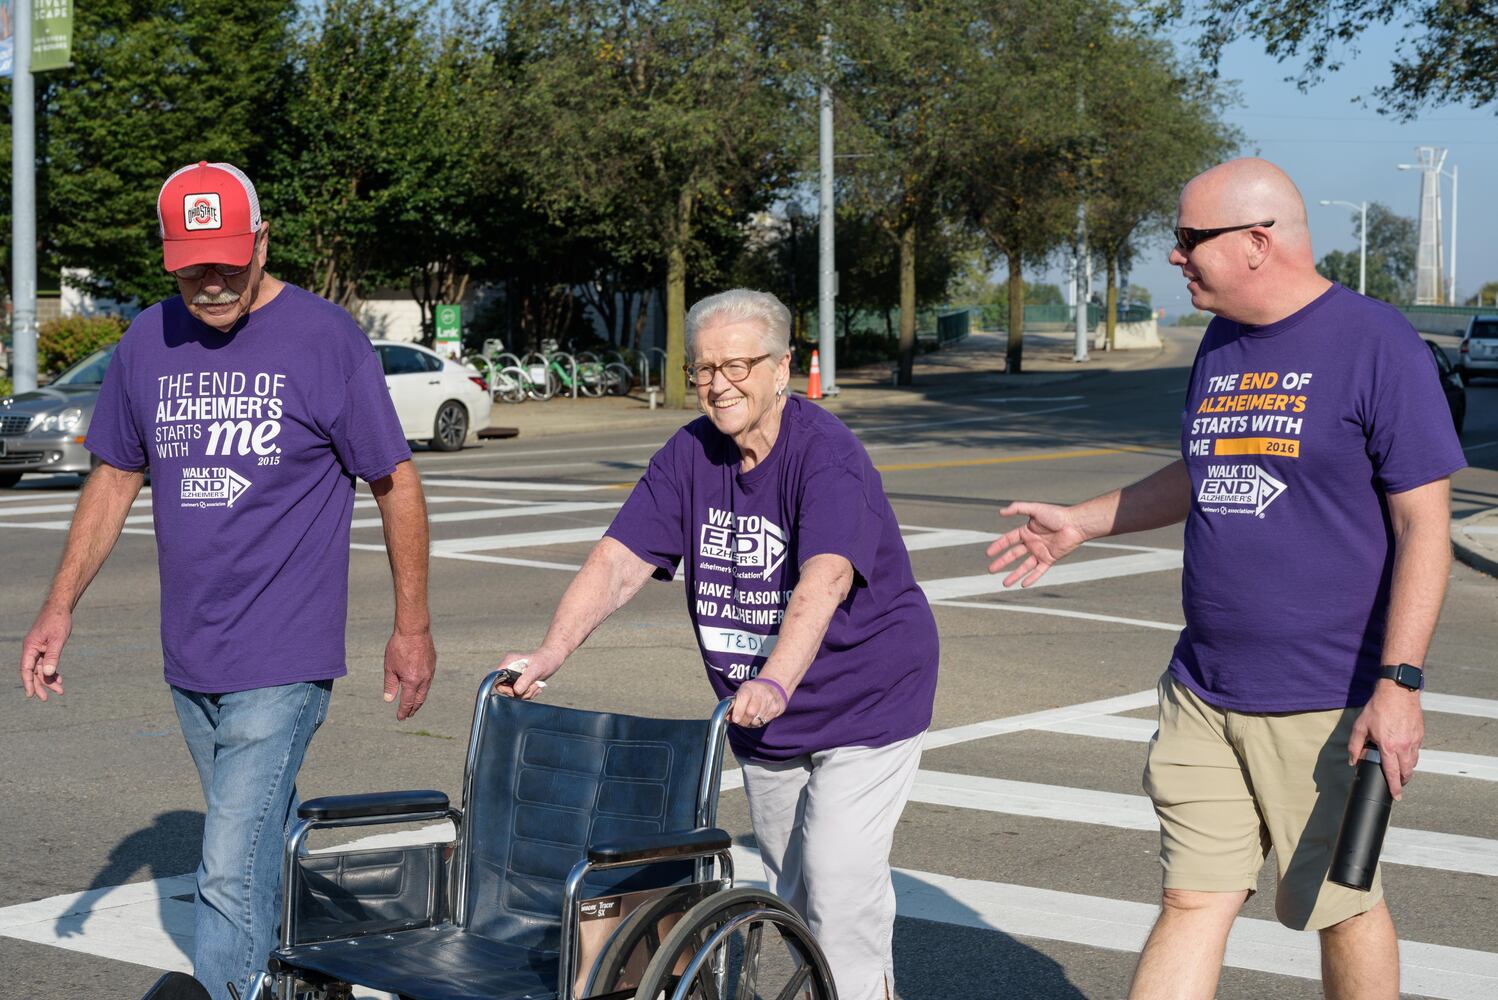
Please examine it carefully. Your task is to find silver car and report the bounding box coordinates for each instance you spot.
[1458,314,1498,382]
[0,345,115,488]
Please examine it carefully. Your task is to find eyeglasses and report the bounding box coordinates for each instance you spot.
[1174,219,1275,253]
[684,354,774,386]
[172,261,251,280]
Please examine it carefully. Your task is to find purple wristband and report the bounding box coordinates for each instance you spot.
[750,676,789,705]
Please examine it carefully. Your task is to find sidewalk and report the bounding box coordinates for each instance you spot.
[477,327,1186,441]
[1453,507,1498,579]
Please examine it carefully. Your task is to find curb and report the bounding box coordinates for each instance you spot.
[1451,509,1498,580]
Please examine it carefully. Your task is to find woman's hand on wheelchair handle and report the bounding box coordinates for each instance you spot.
[496,649,562,700]
[730,677,787,729]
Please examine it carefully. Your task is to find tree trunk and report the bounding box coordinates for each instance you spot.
[665,241,688,409]
[1105,253,1119,351]
[1006,253,1024,374]
[897,222,916,386]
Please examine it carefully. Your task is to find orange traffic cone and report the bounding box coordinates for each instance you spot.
[807,349,822,400]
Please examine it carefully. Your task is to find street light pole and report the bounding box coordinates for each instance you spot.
[1448,164,1458,305]
[11,0,38,394]
[816,28,838,396]
[1318,199,1366,296]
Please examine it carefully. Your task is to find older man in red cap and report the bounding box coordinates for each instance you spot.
[20,161,438,1000]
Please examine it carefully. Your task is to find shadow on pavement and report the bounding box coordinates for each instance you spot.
[55,808,202,965]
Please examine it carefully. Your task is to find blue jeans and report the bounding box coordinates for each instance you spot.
[172,680,332,1000]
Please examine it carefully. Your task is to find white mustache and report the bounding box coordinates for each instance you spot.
[193,290,240,305]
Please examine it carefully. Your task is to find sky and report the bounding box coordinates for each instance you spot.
[1038,20,1498,319]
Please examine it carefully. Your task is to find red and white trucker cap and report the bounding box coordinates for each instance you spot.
[157,161,262,272]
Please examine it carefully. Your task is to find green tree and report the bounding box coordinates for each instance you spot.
[265,0,439,313]
[1083,32,1237,347]
[1315,202,1415,303]
[0,0,296,306]
[1152,0,1497,118]
[502,0,808,407]
[953,0,1095,373]
[1465,281,1498,308]
[831,0,973,385]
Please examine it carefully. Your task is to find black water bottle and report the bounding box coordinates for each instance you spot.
[1329,744,1395,891]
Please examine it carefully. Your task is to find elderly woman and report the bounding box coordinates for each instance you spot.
[499,289,938,1000]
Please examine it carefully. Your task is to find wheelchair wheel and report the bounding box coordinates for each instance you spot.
[633,887,835,1000]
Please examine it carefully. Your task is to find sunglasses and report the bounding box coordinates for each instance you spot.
[171,261,251,280]
[1174,219,1275,253]
[683,354,773,386]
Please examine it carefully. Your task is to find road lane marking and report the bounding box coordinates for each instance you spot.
[873,445,1128,473]
[974,395,1087,403]
[1037,714,1498,782]
[920,549,1183,599]
[853,402,1090,433]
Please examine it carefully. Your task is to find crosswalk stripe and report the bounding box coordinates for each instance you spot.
[349,500,621,529]
[931,598,1184,631]
[419,478,615,492]
[1038,715,1498,781]
[348,543,581,572]
[1424,693,1498,720]
[921,689,1160,751]
[899,528,995,551]
[432,526,606,553]
[920,549,1183,599]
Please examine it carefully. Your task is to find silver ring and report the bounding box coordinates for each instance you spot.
[753,715,764,725]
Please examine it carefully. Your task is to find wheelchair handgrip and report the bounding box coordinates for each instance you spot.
[298,789,450,822]
[586,826,732,866]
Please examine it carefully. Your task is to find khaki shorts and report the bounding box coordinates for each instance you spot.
[1142,671,1382,931]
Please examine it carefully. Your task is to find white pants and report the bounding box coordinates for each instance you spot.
[740,732,925,1000]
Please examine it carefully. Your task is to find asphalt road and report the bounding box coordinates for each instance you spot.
[3,326,1496,1000]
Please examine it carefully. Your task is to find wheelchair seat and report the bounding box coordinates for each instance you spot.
[277,925,556,1000]
[268,675,735,1000]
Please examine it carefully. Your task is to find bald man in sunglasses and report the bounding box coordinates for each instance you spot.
[19,161,436,1000]
[987,158,1463,999]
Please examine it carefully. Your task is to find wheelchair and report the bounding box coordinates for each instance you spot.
[234,670,837,1000]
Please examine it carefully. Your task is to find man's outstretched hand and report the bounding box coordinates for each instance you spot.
[986,502,1089,588]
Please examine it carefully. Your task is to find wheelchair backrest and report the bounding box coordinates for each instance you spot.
[453,688,718,951]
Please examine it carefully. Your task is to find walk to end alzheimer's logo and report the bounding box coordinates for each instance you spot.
[1197,464,1286,517]
[180,467,252,509]
[698,507,788,579]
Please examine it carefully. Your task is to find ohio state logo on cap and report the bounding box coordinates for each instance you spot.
[183,193,222,231]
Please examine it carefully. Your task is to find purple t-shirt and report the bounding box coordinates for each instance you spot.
[605,395,939,761]
[1172,284,1465,712]
[87,284,411,694]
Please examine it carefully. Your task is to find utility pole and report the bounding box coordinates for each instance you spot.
[11,0,38,393]
[1448,164,1458,305]
[817,29,838,395]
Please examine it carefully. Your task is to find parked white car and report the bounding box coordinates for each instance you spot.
[372,340,492,451]
[1457,314,1498,382]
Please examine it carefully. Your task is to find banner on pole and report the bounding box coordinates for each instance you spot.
[0,1,74,78]
[31,0,74,73]
[435,304,462,360]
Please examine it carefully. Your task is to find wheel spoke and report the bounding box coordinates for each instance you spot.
[771,963,812,1000]
[735,922,763,1000]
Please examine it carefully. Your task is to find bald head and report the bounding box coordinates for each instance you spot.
[1170,158,1332,325]
[1181,158,1313,258]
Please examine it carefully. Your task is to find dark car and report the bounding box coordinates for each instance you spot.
[1425,338,1465,435]
[0,344,115,487]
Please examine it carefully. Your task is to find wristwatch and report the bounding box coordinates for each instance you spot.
[1380,663,1424,691]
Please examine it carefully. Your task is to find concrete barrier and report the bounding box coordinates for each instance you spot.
[1091,317,1161,351]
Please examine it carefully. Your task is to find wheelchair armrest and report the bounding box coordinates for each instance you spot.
[587,826,732,866]
[298,790,450,822]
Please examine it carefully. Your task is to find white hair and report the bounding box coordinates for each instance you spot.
[685,289,792,359]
